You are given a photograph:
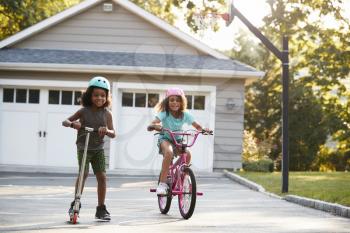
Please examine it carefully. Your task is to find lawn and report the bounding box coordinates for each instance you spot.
[234,171,350,207]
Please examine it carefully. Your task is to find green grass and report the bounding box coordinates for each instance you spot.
[234,171,350,207]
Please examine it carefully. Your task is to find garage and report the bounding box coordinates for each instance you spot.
[0,79,85,168]
[111,82,215,172]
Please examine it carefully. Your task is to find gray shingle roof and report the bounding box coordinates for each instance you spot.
[0,48,258,73]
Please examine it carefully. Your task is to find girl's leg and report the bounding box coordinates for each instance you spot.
[95,171,107,206]
[160,141,174,183]
[185,149,192,165]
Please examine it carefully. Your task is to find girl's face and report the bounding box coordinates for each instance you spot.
[168,95,182,112]
[91,88,107,108]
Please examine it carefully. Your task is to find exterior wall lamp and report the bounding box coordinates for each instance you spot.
[226,98,236,110]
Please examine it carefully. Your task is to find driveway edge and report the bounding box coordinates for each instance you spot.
[223,170,350,218]
[284,195,350,218]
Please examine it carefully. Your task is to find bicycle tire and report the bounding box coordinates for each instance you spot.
[178,167,196,219]
[157,173,172,214]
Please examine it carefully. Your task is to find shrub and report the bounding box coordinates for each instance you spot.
[243,158,274,172]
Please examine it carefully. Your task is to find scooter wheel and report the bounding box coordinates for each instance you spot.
[72,213,78,224]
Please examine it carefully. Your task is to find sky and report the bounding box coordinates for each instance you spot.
[175,0,350,52]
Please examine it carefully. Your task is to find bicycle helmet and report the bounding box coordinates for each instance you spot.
[166,87,184,97]
[88,76,110,91]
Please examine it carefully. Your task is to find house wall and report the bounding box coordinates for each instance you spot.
[0,71,244,170]
[14,1,201,56]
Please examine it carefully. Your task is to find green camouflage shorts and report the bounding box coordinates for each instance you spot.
[77,149,106,174]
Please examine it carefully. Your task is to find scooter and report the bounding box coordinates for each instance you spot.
[69,127,94,224]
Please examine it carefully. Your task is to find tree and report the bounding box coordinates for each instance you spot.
[236,0,350,170]
[0,0,82,41]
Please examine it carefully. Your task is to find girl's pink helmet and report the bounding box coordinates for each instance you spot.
[166,87,185,97]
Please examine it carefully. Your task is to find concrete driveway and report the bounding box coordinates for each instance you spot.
[0,172,349,233]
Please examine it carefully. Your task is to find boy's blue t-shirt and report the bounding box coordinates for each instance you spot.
[156,111,194,140]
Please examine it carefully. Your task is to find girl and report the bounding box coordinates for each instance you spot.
[147,87,211,195]
[62,76,116,221]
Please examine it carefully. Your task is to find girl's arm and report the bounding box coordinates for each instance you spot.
[62,109,82,130]
[147,118,162,131]
[192,121,211,132]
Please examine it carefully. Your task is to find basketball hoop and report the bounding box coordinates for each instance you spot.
[192,1,234,35]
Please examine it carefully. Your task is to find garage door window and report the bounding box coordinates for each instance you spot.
[186,95,205,110]
[3,88,14,102]
[135,93,146,107]
[49,90,82,105]
[2,88,40,104]
[122,92,159,108]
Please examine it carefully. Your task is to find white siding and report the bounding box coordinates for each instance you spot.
[14,2,200,55]
[213,80,245,170]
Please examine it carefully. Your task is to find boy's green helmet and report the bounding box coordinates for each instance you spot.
[88,76,110,91]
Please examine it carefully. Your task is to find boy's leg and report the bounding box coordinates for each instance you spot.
[74,173,89,194]
[95,171,106,206]
[91,150,110,220]
[69,151,90,214]
[75,150,91,194]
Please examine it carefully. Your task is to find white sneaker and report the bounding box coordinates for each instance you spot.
[156,182,168,195]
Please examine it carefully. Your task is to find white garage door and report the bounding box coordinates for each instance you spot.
[114,87,214,172]
[0,86,82,167]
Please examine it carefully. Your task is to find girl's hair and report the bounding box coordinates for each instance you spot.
[80,86,111,108]
[155,95,187,116]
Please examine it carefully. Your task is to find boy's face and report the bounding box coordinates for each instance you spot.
[168,95,181,112]
[91,88,107,107]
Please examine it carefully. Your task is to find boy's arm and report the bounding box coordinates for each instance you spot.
[62,109,82,129]
[105,110,116,138]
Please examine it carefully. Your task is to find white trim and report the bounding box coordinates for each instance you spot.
[110,81,216,172]
[113,0,228,59]
[0,78,87,88]
[0,63,264,79]
[0,0,102,49]
[115,82,216,92]
[0,0,229,60]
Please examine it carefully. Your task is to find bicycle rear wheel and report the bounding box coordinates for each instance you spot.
[178,167,196,219]
[157,174,172,214]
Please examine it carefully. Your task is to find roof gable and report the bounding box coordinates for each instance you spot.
[0,0,229,59]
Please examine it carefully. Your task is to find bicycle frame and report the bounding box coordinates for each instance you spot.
[151,128,204,196]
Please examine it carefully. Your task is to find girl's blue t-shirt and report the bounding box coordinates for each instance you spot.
[156,111,194,140]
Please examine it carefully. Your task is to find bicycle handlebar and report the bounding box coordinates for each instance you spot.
[152,127,213,148]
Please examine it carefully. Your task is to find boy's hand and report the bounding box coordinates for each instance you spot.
[71,121,81,130]
[98,126,108,137]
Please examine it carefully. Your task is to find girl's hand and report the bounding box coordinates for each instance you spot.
[98,126,108,137]
[202,128,213,134]
[147,125,162,131]
[71,121,81,130]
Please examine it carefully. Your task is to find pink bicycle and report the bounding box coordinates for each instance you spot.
[149,127,213,219]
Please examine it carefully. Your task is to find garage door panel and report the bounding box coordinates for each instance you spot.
[0,111,40,165]
[116,115,162,169]
[182,114,209,170]
[116,89,213,172]
[45,112,78,167]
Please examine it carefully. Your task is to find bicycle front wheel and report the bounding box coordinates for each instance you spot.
[158,174,172,214]
[178,167,196,219]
